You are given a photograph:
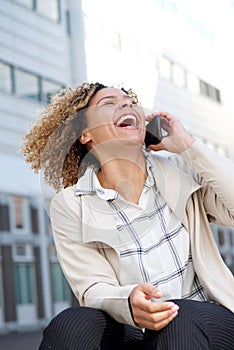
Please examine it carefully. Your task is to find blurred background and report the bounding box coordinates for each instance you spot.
[0,0,234,344]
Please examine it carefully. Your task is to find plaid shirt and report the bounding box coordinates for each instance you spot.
[76,153,209,303]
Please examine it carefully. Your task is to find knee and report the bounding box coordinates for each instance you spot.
[45,306,104,336]
[47,307,80,330]
[39,307,106,349]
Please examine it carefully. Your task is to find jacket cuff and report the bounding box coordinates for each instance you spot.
[85,283,139,327]
[180,139,205,161]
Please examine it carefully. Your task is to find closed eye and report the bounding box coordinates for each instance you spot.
[103,100,116,105]
[103,98,138,106]
[96,95,140,107]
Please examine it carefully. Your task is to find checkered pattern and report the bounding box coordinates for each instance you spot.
[76,154,210,303]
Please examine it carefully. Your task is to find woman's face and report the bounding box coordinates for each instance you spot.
[81,87,146,150]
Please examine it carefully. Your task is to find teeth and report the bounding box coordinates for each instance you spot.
[116,115,137,127]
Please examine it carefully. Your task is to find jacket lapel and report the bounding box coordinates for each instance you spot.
[149,153,200,223]
[79,152,200,245]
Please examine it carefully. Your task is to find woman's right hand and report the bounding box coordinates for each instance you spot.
[129,283,179,330]
[145,112,195,154]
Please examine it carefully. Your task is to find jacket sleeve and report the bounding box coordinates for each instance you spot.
[177,139,234,227]
[50,187,137,326]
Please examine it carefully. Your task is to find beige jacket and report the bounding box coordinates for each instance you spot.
[50,140,234,327]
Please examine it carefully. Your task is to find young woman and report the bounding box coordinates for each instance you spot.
[22,82,234,349]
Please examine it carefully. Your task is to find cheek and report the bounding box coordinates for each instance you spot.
[87,114,114,137]
[91,124,115,140]
[86,110,109,130]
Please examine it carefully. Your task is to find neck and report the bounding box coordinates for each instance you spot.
[97,149,147,204]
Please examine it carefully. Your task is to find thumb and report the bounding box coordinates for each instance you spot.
[140,283,163,300]
[147,142,167,152]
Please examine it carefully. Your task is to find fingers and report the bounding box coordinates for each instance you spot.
[145,111,173,122]
[130,283,163,306]
[140,283,163,299]
[156,112,172,123]
[129,283,179,330]
[145,111,195,153]
[140,306,179,330]
[133,300,179,330]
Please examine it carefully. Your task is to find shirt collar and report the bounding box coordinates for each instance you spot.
[75,165,120,200]
[75,150,155,200]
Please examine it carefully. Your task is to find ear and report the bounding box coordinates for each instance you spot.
[79,130,91,145]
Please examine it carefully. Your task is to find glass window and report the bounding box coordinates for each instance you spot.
[65,9,71,36]
[12,196,23,229]
[172,63,186,87]
[15,243,33,256]
[15,244,27,256]
[30,207,39,233]
[200,80,221,103]
[0,61,12,93]
[37,0,60,22]
[0,204,10,232]
[15,69,39,100]
[41,79,62,103]
[14,263,33,304]
[200,80,209,96]
[209,86,221,103]
[51,263,70,302]
[14,243,33,257]
[0,264,2,307]
[208,86,217,100]
[14,0,34,9]
[159,56,172,80]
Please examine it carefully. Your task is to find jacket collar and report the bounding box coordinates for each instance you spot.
[75,150,155,201]
[75,165,120,201]
[148,152,200,222]
[75,151,200,245]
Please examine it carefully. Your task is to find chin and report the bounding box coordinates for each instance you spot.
[123,138,144,147]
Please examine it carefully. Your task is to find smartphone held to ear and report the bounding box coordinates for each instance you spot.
[144,115,162,147]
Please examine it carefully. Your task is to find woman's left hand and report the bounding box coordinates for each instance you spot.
[145,112,195,154]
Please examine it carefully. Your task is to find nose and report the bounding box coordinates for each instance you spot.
[120,98,133,108]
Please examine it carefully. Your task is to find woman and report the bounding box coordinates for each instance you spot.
[22,82,234,349]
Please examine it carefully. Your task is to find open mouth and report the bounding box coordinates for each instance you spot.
[114,114,137,128]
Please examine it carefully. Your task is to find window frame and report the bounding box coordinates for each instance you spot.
[14,262,35,305]
[200,79,221,103]
[0,60,13,94]
[14,67,40,101]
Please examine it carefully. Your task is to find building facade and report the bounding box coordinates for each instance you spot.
[0,0,233,333]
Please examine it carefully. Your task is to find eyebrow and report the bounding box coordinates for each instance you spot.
[96,95,132,105]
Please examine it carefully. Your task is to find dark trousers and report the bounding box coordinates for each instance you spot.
[38,299,234,350]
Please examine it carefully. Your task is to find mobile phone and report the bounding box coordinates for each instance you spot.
[145,115,162,147]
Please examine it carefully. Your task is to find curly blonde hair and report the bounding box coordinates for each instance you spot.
[21,82,138,191]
